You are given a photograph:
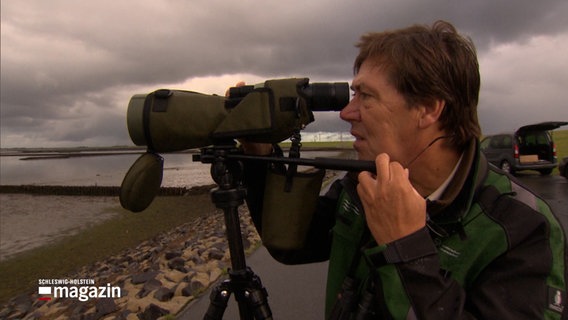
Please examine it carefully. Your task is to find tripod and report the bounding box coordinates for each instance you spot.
[197,143,272,320]
[195,142,375,319]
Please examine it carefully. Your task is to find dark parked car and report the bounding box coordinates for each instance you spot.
[480,121,567,175]
[560,157,568,179]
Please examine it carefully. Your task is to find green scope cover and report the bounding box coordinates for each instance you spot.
[129,90,229,152]
[212,78,315,143]
[261,168,325,250]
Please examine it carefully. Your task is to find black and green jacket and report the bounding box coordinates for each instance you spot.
[244,139,567,319]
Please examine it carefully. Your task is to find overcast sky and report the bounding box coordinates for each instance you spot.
[1,0,568,148]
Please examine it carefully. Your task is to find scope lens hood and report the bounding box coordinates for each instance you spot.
[126,94,148,147]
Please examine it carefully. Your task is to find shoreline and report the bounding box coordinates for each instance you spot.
[0,187,262,319]
[1,205,262,319]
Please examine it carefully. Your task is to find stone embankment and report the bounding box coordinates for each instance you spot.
[0,207,261,320]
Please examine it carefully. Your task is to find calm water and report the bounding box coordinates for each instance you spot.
[0,153,210,187]
[0,150,351,187]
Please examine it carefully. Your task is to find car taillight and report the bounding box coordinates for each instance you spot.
[514,144,519,159]
[553,143,557,159]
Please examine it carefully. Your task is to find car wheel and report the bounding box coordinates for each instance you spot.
[539,168,553,176]
[500,160,513,174]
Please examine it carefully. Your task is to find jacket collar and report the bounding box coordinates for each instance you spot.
[426,139,488,236]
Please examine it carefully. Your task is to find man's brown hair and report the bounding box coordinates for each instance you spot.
[354,20,481,150]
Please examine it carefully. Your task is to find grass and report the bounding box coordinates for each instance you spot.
[552,130,568,175]
[0,194,216,304]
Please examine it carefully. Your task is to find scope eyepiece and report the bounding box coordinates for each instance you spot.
[301,82,349,111]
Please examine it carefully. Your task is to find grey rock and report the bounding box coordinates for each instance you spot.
[137,279,163,298]
[180,283,194,297]
[131,271,159,284]
[208,248,225,261]
[153,287,174,302]
[95,298,117,316]
[137,303,170,320]
[168,257,187,272]
[165,250,182,260]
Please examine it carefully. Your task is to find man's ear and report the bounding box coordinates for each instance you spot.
[418,100,445,129]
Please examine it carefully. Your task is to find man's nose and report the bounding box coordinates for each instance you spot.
[339,99,359,122]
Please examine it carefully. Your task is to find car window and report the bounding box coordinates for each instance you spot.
[536,132,550,144]
[520,131,550,146]
[501,135,512,148]
[488,135,511,149]
[489,136,501,148]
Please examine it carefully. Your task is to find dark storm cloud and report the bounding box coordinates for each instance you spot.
[1,0,567,147]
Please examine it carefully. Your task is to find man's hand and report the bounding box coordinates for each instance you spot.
[357,153,426,245]
[241,142,273,155]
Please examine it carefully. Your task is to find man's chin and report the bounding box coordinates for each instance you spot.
[357,154,375,161]
[353,145,374,161]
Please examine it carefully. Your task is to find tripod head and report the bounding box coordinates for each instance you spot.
[196,142,244,190]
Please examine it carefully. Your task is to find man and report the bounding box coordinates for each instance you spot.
[243,20,567,319]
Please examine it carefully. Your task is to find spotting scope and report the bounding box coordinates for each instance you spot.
[126,78,349,152]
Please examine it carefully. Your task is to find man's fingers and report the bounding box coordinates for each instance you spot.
[225,81,246,97]
[375,153,390,183]
[357,171,375,198]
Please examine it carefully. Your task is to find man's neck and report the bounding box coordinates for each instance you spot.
[409,139,462,198]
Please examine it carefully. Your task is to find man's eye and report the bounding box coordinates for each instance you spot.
[351,88,372,100]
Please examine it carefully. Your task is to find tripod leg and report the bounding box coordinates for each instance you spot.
[228,268,273,320]
[204,280,232,320]
[244,272,273,320]
[214,188,263,319]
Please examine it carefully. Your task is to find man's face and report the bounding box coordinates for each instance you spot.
[340,60,421,162]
